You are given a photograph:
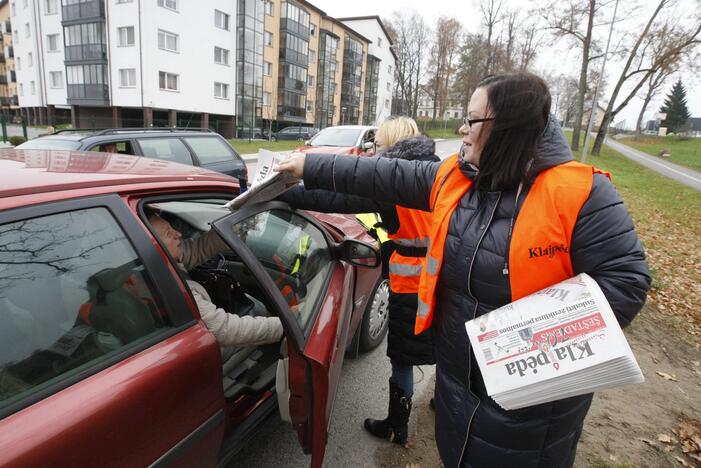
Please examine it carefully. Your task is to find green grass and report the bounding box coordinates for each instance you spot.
[620,135,701,173]
[424,128,461,139]
[227,139,305,155]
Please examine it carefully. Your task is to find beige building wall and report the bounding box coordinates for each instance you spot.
[263,0,281,124]
[0,1,17,112]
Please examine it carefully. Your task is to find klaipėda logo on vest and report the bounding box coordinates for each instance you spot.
[528,243,569,259]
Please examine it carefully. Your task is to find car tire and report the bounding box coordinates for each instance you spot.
[359,277,390,352]
[296,137,304,141]
[271,136,277,142]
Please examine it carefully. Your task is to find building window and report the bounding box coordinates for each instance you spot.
[306,100,313,112]
[157,29,179,52]
[264,31,272,46]
[264,61,272,76]
[116,0,134,3]
[30,81,35,95]
[16,57,20,70]
[378,37,382,47]
[214,46,230,65]
[214,82,229,99]
[262,91,271,106]
[388,65,392,75]
[27,52,32,67]
[49,71,63,88]
[19,83,23,95]
[307,75,314,87]
[309,50,315,64]
[310,23,316,36]
[214,9,230,30]
[119,68,136,87]
[159,71,179,91]
[44,0,57,14]
[11,2,15,16]
[118,26,135,46]
[24,22,29,38]
[385,99,390,108]
[264,0,273,16]
[386,82,390,92]
[22,0,27,8]
[157,0,177,10]
[47,34,59,52]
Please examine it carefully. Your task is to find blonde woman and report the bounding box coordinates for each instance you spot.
[278,117,439,445]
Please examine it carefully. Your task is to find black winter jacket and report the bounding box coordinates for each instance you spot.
[280,136,439,366]
[301,121,651,467]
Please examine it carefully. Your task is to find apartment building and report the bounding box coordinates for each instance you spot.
[0,0,19,114]
[13,0,395,137]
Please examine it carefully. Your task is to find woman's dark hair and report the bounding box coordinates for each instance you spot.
[472,72,551,191]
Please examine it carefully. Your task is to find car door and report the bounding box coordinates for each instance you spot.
[0,195,225,467]
[211,201,356,467]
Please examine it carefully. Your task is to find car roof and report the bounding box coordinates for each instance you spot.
[42,128,222,143]
[0,149,235,202]
[318,125,377,131]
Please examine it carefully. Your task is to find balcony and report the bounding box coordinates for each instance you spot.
[67,83,109,105]
[7,46,13,58]
[277,105,306,120]
[0,76,7,85]
[62,0,105,23]
[0,54,4,63]
[10,70,15,82]
[280,18,310,41]
[279,49,308,68]
[65,43,107,62]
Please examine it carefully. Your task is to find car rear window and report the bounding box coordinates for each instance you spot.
[309,128,362,147]
[16,139,82,150]
[137,138,193,165]
[183,137,236,165]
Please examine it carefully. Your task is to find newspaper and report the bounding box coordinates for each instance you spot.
[465,273,644,410]
[224,149,300,210]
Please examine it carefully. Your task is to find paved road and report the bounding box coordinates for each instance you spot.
[604,138,701,192]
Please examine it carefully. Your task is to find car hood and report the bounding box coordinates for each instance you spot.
[296,145,360,155]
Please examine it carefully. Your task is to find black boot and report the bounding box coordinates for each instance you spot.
[363,379,412,445]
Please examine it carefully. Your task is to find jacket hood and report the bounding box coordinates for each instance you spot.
[458,117,573,181]
[380,135,436,161]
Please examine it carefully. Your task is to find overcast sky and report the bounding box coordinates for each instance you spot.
[314,0,701,129]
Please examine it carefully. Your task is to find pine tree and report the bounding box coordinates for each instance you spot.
[659,79,691,134]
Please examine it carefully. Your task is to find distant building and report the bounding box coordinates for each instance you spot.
[580,103,606,131]
[687,117,701,137]
[0,0,19,116]
[416,87,463,120]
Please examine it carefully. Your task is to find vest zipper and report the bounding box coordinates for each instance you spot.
[458,191,502,466]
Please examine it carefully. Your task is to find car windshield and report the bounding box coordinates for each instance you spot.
[309,128,362,147]
[16,139,82,150]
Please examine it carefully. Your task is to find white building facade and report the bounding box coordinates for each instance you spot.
[338,15,395,125]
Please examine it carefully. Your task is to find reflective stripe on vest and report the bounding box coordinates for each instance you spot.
[388,205,432,294]
[415,154,610,333]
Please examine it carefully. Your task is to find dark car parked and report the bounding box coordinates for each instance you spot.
[271,126,318,142]
[16,127,248,187]
[0,149,389,467]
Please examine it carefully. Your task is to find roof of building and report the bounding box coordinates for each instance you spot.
[336,15,398,62]
[292,0,373,45]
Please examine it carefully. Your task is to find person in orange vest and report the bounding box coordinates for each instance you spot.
[276,72,650,467]
[278,116,438,446]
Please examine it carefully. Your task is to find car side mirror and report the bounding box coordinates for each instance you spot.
[363,141,374,150]
[335,239,380,268]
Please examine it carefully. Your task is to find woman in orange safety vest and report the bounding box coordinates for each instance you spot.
[276,72,650,467]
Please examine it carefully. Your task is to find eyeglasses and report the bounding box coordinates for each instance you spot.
[463,117,495,128]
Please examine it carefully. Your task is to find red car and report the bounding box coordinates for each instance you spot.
[0,149,389,467]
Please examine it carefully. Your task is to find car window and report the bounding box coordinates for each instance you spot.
[88,141,134,155]
[137,138,193,165]
[16,139,82,150]
[0,207,173,413]
[183,137,236,165]
[229,209,332,331]
[309,128,363,147]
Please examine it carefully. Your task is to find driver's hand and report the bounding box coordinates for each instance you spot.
[275,152,305,179]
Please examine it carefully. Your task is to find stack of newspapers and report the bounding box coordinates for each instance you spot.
[225,149,299,210]
[465,273,644,410]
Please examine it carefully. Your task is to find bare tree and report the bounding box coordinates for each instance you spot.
[481,0,504,75]
[428,17,463,119]
[542,0,609,151]
[518,19,543,71]
[386,10,431,118]
[591,0,701,155]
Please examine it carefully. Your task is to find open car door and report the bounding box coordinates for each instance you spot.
[212,201,379,467]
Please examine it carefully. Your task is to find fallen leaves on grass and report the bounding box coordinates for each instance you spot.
[657,371,679,381]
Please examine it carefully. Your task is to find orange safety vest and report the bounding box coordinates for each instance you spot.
[387,206,432,294]
[415,154,610,334]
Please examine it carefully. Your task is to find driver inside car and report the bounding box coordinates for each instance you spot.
[147,213,284,348]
